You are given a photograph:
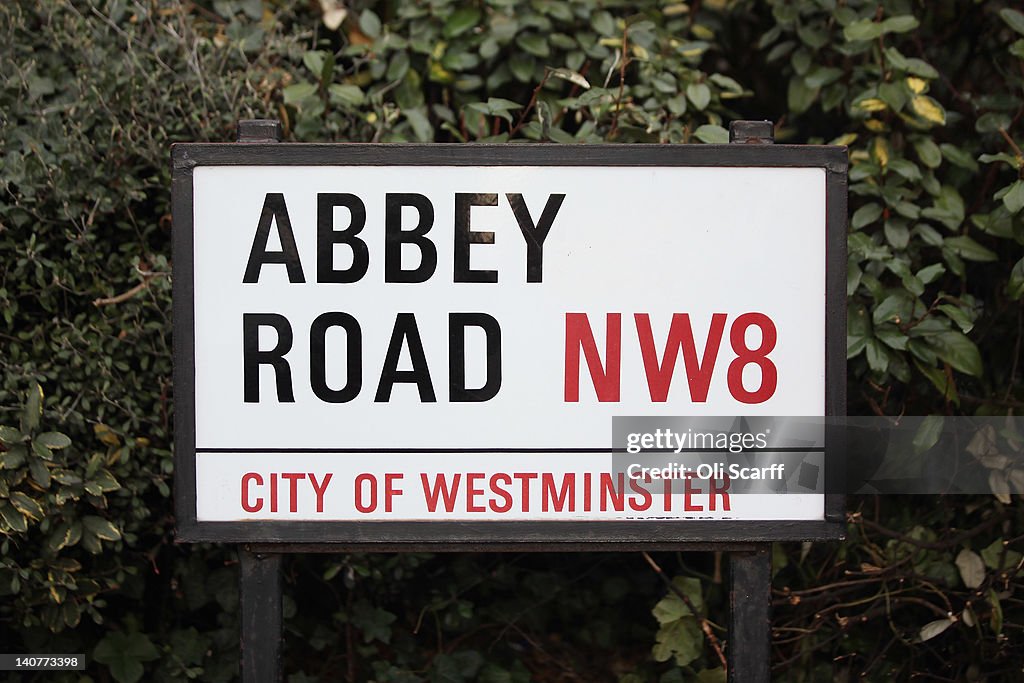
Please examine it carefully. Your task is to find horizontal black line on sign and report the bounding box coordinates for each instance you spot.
[194,447,827,454]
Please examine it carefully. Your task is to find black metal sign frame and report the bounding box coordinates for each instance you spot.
[171,130,847,549]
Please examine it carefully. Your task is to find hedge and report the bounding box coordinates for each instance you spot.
[1,0,1023,681]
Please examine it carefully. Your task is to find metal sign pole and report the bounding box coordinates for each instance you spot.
[725,120,776,683]
[236,120,285,683]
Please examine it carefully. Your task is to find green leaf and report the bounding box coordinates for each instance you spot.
[23,383,43,433]
[359,9,382,38]
[1007,258,1024,300]
[444,7,481,39]
[865,338,889,373]
[913,416,945,454]
[1002,181,1024,214]
[653,617,702,666]
[652,577,704,624]
[83,515,121,541]
[94,632,159,683]
[917,263,945,285]
[955,548,986,589]
[9,491,44,521]
[989,589,1003,634]
[919,618,953,642]
[693,124,728,144]
[976,112,1012,134]
[944,236,997,262]
[283,82,318,105]
[941,144,979,172]
[915,359,959,405]
[0,426,24,444]
[29,458,50,488]
[709,73,743,93]
[933,331,983,377]
[914,138,942,168]
[516,33,550,58]
[938,304,974,333]
[872,294,908,325]
[302,50,327,79]
[1000,8,1024,35]
[404,109,432,142]
[787,77,818,114]
[852,203,882,229]
[328,84,365,107]
[979,152,1021,169]
[0,503,27,533]
[35,432,71,449]
[686,83,711,111]
[844,19,884,42]
[980,538,1024,570]
[882,15,919,34]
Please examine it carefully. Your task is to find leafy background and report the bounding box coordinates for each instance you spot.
[2,0,1024,680]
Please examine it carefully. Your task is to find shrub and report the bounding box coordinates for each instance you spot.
[1,0,1022,681]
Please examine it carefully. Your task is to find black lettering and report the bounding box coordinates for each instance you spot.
[317,193,369,283]
[243,193,305,283]
[374,313,436,402]
[385,193,437,283]
[506,193,565,283]
[310,312,361,403]
[243,313,295,402]
[449,313,502,402]
[454,193,498,283]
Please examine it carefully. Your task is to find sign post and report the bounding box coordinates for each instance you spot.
[172,119,847,682]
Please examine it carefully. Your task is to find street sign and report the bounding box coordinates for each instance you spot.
[172,143,846,545]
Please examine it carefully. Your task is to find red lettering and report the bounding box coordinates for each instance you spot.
[684,473,703,511]
[466,473,485,512]
[384,473,403,512]
[270,472,278,512]
[541,473,575,512]
[628,476,652,511]
[635,313,726,402]
[281,472,305,512]
[241,473,263,512]
[513,473,537,511]
[710,476,731,511]
[489,473,513,513]
[420,473,461,513]
[600,473,625,511]
[564,313,621,402]
[308,473,332,513]
[727,312,778,404]
[354,473,377,513]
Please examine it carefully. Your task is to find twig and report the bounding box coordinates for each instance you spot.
[92,272,163,306]
[509,69,552,138]
[856,511,1009,551]
[608,25,630,139]
[641,552,728,672]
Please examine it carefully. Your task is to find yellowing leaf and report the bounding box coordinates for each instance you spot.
[93,423,120,447]
[829,133,858,146]
[911,95,946,124]
[906,77,927,94]
[631,45,650,60]
[872,137,890,168]
[857,98,888,112]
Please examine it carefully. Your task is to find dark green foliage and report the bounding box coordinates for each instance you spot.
[1,0,1023,681]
